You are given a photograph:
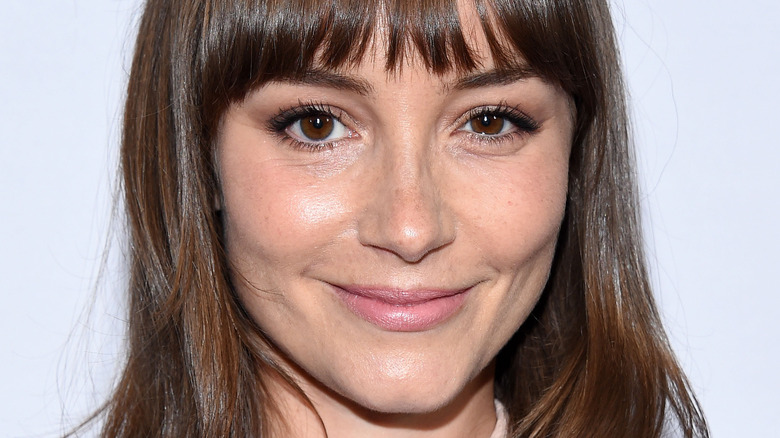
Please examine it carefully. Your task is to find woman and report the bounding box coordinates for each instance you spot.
[82,0,709,436]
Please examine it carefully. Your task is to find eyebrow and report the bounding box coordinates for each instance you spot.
[283,69,374,96]
[450,67,539,90]
[277,66,538,95]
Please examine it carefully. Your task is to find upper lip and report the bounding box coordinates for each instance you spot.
[333,285,470,305]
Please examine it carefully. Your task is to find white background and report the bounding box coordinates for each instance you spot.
[1,1,777,436]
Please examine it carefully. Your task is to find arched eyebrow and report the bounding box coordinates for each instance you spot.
[449,67,539,91]
[283,69,375,96]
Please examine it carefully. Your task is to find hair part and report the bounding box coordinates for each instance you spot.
[77,0,709,436]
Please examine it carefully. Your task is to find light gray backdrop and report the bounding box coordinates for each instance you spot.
[2,1,777,436]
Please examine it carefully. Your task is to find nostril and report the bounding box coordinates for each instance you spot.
[391,225,447,263]
[357,187,455,263]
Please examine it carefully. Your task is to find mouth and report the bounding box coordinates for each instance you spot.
[330,284,471,332]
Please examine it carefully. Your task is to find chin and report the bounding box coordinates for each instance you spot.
[322,357,494,418]
[347,386,456,415]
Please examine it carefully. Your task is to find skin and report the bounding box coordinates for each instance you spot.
[217,11,574,437]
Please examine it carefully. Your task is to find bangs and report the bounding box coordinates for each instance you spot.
[201,0,479,95]
[197,0,608,133]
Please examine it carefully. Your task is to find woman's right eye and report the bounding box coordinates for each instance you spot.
[287,114,350,143]
[269,104,357,150]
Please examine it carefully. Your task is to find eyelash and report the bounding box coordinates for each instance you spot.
[459,103,540,145]
[268,101,351,151]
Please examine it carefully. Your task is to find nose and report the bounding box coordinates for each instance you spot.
[357,143,456,263]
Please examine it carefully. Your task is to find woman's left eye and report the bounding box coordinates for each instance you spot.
[463,114,512,136]
[459,106,540,139]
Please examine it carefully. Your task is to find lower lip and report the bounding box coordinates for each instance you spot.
[331,286,469,332]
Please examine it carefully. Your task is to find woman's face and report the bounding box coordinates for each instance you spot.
[218,20,573,416]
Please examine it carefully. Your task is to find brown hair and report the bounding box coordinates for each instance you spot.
[79,0,708,436]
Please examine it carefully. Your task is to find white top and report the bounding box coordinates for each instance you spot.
[489,399,509,438]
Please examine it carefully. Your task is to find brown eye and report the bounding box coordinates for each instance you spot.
[300,115,334,140]
[281,107,352,147]
[468,114,505,135]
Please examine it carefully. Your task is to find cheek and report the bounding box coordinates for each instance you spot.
[218,158,354,348]
[459,153,569,270]
[457,153,569,352]
[220,160,348,272]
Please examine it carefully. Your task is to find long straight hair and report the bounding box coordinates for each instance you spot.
[83,0,709,436]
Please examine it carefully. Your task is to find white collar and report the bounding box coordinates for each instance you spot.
[489,399,509,438]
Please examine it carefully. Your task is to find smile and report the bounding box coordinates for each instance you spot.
[330,284,471,332]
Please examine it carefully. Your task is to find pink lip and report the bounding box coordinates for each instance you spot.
[331,285,470,332]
